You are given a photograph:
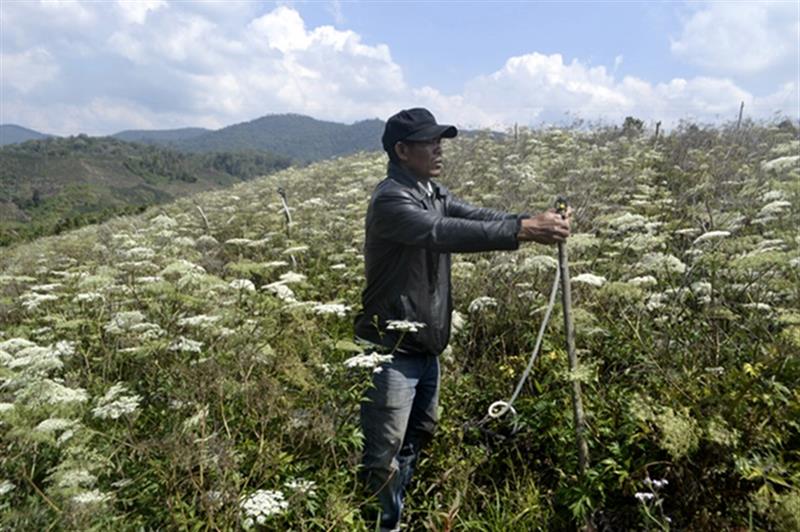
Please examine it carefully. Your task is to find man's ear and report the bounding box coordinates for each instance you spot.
[394,141,409,162]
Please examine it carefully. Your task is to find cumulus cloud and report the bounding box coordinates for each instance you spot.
[1,48,60,93]
[0,2,796,135]
[437,52,791,128]
[116,0,166,25]
[671,1,799,76]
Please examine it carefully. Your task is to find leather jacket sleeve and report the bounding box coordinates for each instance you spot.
[370,189,521,253]
[446,196,519,221]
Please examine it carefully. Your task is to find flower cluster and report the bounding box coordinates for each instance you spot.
[92,383,142,420]
[385,320,426,333]
[468,296,498,313]
[240,489,289,528]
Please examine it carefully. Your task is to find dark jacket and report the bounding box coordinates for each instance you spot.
[354,162,524,356]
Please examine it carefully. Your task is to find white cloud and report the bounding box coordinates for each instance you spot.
[671,1,799,75]
[0,3,796,136]
[1,48,60,93]
[249,6,312,53]
[116,0,166,25]
[433,52,780,128]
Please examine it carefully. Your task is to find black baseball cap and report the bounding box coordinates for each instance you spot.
[382,108,458,155]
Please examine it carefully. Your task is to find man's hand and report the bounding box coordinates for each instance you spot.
[517,208,571,244]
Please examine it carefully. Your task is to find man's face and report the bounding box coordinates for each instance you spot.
[396,137,443,179]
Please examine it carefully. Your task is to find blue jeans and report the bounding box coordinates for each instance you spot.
[360,353,440,530]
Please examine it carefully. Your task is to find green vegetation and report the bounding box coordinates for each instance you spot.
[0,121,797,530]
[168,114,384,163]
[0,135,291,246]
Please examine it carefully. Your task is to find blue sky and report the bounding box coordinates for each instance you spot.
[1,1,797,135]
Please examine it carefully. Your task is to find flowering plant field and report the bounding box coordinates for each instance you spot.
[0,122,798,530]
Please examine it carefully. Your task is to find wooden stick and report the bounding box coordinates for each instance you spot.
[558,239,590,477]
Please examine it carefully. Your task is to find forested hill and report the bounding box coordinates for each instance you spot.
[0,124,54,146]
[0,135,291,246]
[163,114,385,162]
[112,127,212,144]
[3,115,384,163]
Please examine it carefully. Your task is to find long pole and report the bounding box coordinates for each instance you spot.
[555,197,590,477]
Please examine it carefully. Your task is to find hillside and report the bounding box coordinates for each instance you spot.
[3,114,384,163]
[112,127,212,144]
[0,124,797,530]
[0,135,291,246]
[0,124,54,146]
[169,114,384,162]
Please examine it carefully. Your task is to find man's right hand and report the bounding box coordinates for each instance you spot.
[517,208,571,244]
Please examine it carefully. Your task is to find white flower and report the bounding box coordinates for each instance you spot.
[283,245,309,255]
[229,279,256,292]
[135,276,163,284]
[53,341,75,357]
[330,263,348,271]
[284,478,317,496]
[122,247,155,260]
[313,303,351,317]
[104,311,145,334]
[451,310,466,335]
[150,214,177,227]
[0,480,15,497]
[58,469,97,488]
[225,238,254,246]
[521,255,558,272]
[263,282,296,302]
[279,271,307,284]
[760,190,787,202]
[692,231,730,245]
[7,346,63,374]
[607,212,648,233]
[177,315,221,328]
[0,403,14,413]
[646,292,667,311]
[761,155,799,172]
[73,292,104,303]
[20,293,59,310]
[72,489,110,505]
[240,489,289,525]
[344,353,393,369]
[627,275,657,287]
[105,311,163,339]
[160,260,206,280]
[638,253,686,275]
[572,273,606,287]
[169,337,204,353]
[468,296,498,313]
[182,405,209,431]
[386,320,426,333]
[17,379,89,406]
[34,418,77,433]
[29,283,62,292]
[263,261,289,268]
[635,492,655,502]
[0,338,37,354]
[758,200,792,218]
[92,383,141,420]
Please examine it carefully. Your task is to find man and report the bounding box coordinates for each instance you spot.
[354,108,570,531]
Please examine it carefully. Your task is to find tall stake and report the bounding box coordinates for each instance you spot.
[555,197,590,477]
